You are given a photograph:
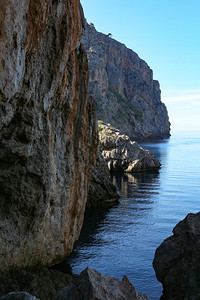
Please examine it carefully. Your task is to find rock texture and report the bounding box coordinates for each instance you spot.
[0,267,72,300]
[81,22,170,141]
[0,292,39,300]
[87,148,120,207]
[153,212,200,300]
[56,267,150,300]
[0,0,98,271]
[99,122,161,172]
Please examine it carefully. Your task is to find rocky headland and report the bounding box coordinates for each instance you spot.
[98,122,161,172]
[81,22,171,141]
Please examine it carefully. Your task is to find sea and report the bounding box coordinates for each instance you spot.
[67,131,200,300]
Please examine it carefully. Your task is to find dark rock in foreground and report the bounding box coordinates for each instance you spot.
[88,148,120,207]
[0,292,39,300]
[56,267,150,300]
[0,267,150,300]
[0,268,72,300]
[99,122,161,172]
[153,212,200,300]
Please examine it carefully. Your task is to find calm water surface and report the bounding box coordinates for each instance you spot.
[67,132,200,299]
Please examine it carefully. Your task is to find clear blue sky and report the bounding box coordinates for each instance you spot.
[81,0,200,132]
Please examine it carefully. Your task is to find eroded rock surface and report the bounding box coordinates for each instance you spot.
[0,292,39,300]
[0,0,98,271]
[56,267,150,300]
[153,212,200,300]
[87,148,120,207]
[81,22,170,141]
[99,122,160,172]
[0,267,72,300]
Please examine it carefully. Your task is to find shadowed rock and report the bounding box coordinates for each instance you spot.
[56,267,150,300]
[88,148,120,207]
[0,292,39,300]
[153,212,200,300]
[0,0,98,271]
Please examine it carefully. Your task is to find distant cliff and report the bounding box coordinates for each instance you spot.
[0,0,98,271]
[81,22,170,141]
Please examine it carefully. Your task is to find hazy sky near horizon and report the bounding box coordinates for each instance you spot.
[81,0,200,132]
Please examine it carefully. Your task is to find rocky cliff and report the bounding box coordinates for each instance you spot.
[87,148,120,207]
[0,0,98,271]
[81,22,170,141]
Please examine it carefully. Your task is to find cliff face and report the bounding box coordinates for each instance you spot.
[87,148,120,207]
[81,23,170,141]
[0,0,98,271]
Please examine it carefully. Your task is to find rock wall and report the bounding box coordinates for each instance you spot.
[81,22,170,141]
[153,212,200,299]
[0,0,98,271]
[87,148,120,207]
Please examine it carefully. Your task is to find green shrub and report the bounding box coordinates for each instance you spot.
[98,120,105,125]
[98,126,103,133]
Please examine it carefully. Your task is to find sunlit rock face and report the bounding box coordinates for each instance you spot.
[0,0,98,271]
[81,22,171,141]
[98,122,161,172]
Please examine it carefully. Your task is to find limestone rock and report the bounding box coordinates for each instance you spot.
[0,0,98,271]
[81,22,170,141]
[153,212,200,300]
[99,122,160,172]
[56,267,150,300]
[87,148,120,207]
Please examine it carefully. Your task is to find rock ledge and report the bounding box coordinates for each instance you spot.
[99,122,161,172]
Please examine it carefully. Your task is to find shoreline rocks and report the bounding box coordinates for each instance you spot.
[99,122,161,173]
[87,148,120,207]
[0,267,149,300]
[153,212,200,299]
[0,268,149,300]
[57,267,150,300]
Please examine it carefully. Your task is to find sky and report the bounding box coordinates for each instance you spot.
[80,0,200,132]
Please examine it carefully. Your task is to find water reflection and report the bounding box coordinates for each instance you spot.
[73,206,114,248]
[67,169,162,272]
[111,172,160,199]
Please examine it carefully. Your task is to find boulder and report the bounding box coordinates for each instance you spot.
[99,122,161,172]
[56,267,150,300]
[153,212,200,299]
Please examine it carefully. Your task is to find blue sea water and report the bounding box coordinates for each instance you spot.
[67,132,200,299]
